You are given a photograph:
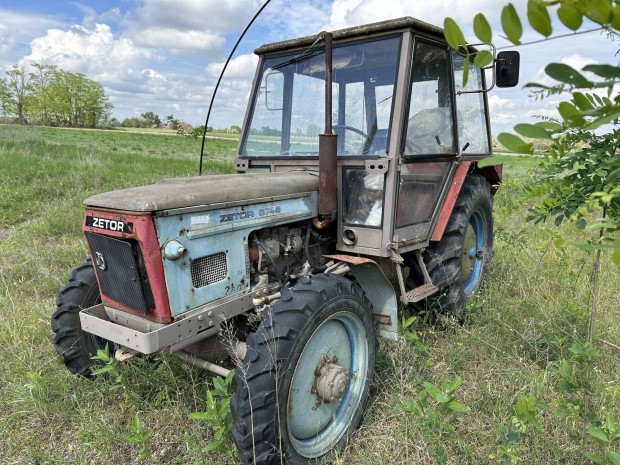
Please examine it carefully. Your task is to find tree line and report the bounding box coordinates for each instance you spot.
[0,64,112,128]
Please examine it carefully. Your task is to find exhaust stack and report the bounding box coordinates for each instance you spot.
[317,32,337,226]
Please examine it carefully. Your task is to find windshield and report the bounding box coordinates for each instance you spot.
[241,36,401,158]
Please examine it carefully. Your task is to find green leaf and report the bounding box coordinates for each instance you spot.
[582,64,620,79]
[444,376,462,393]
[514,123,552,139]
[477,155,512,168]
[497,132,533,154]
[588,426,610,445]
[473,50,493,68]
[572,92,594,110]
[545,63,592,87]
[473,13,492,43]
[444,18,466,50]
[584,108,620,129]
[553,237,566,248]
[535,121,563,131]
[462,56,470,88]
[557,101,581,121]
[608,450,620,465]
[575,218,587,230]
[527,0,552,37]
[612,4,620,30]
[612,249,620,265]
[583,0,612,25]
[422,382,450,403]
[585,452,606,465]
[447,400,470,412]
[557,4,583,30]
[501,3,523,44]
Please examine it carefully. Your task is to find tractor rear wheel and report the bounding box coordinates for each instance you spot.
[407,174,493,319]
[231,273,376,464]
[51,259,115,376]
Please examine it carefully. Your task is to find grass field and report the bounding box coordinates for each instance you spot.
[0,125,618,465]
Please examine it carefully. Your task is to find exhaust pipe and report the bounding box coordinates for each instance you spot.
[318,31,337,227]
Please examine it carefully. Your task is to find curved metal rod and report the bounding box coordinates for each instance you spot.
[199,0,272,175]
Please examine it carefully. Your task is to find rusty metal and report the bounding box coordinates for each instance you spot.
[318,32,338,222]
[323,254,376,266]
[430,161,472,242]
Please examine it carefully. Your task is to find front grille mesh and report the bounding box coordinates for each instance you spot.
[85,232,147,313]
[191,253,228,288]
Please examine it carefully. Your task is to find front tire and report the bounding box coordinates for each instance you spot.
[407,174,493,318]
[51,259,115,376]
[231,273,376,464]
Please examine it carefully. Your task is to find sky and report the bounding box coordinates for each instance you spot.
[0,0,617,133]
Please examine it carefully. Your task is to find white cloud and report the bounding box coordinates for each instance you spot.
[0,8,62,64]
[260,0,331,39]
[205,53,258,79]
[22,23,160,84]
[130,0,257,33]
[129,27,226,57]
[123,0,259,56]
[329,0,524,32]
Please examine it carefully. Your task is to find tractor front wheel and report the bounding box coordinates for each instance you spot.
[51,259,115,376]
[231,273,376,464]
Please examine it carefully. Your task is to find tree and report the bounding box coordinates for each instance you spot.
[445,1,620,264]
[140,111,161,127]
[5,65,31,124]
[0,78,10,124]
[28,64,57,125]
[165,114,180,130]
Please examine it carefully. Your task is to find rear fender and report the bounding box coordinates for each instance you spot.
[431,161,502,241]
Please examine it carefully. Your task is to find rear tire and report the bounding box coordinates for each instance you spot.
[51,259,115,376]
[406,174,493,319]
[231,273,376,464]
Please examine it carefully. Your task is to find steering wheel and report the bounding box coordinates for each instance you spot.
[332,124,372,154]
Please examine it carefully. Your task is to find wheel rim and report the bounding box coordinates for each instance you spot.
[287,310,369,458]
[461,210,486,295]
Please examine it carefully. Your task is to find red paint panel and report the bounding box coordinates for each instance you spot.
[83,209,172,323]
[430,161,471,242]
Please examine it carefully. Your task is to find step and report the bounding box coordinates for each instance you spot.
[404,283,439,303]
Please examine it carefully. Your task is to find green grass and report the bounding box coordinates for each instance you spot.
[0,125,618,464]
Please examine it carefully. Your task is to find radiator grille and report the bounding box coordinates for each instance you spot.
[191,253,228,288]
[85,232,147,313]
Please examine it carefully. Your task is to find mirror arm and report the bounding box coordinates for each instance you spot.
[456,43,496,96]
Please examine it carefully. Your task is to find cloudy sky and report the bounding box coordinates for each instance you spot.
[0,0,616,133]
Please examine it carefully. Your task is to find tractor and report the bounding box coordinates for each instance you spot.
[51,17,519,464]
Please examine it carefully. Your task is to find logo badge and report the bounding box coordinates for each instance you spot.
[95,252,106,271]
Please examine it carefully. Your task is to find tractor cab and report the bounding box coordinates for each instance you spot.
[234,17,505,258]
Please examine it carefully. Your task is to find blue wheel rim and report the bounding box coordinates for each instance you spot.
[287,311,369,458]
[462,210,486,295]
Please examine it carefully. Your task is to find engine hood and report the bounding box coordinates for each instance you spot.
[84,171,319,213]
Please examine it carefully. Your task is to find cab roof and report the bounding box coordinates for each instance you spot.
[254,17,445,56]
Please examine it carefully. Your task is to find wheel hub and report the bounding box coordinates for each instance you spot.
[315,363,348,402]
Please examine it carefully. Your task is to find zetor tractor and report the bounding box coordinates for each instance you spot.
[51,17,518,465]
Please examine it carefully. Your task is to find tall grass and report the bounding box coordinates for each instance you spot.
[0,125,618,464]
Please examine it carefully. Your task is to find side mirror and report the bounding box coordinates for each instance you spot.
[495,51,520,88]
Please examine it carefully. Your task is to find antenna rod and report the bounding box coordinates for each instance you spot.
[198,0,272,175]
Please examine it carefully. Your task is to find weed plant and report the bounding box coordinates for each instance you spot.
[0,125,618,464]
